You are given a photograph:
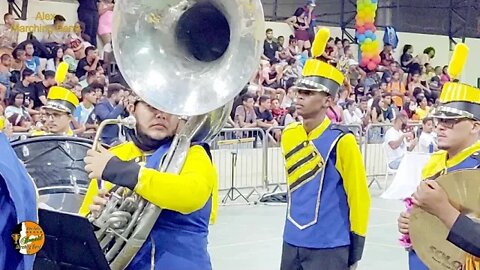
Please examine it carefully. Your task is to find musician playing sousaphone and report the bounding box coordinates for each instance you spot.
[398,43,480,270]
[80,96,218,269]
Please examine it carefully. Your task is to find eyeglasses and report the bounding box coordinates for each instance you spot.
[433,118,470,129]
[45,111,68,120]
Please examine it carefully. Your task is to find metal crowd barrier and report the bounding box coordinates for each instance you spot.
[210,128,268,204]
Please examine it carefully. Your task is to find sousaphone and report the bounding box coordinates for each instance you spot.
[88,0,266,269]
[409,169,480,270]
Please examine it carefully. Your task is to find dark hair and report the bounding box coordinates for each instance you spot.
[8,91,24,106]
[258,95,270,105]
[90,82,104,91]
[22,68,35,79]
[422,117,433,124]
[107,83,124,98]
[3,13,12,20]
[44,70,55,79]
[346,99,355,108]
[54,15,66,24]
[402,44,412,54]
[241,93,253,103]
[294,7,305,17]
[52,46,64,60]
[81,86,95,97]
[278,36,284,40]
[287,105,296,115]
[84,46,96,56]
[266,28,273,34]
[424,47,435,58]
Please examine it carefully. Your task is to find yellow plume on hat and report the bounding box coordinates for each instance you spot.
[311,28,330,58]
[55,62,69,85]
[448,43,469,80]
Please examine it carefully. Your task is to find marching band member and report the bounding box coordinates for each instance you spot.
[398,43,480,270]
[32,62,79,137]
[31,86,79,136]
[279,28,370,270]
[80,97,218,270]
[0,111,38,270]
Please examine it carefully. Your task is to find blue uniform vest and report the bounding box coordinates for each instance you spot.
[409,152,480,270]
[284,126,351,248]
[126,142,213,270]
[0,133,38,270]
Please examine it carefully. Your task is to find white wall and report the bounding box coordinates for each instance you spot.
[266,21,480,87]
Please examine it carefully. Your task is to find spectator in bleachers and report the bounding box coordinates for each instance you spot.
[32,70,56,110]
[343,99,362,125]
[408,71,429,98]
[418,117,437,153]
[255,95,278,128]
[270,98,286,121]
[280,87,296,108]
[400,44,415,73]
[285,8,312,54]
[440,65,450,84]
[11,49,26,82]
[370,96,386,124]
[262,29,280,61]
[14,69,37,110]
[234,93,257,129]
[46,46,64,72]
[97,0,114,46]
[5,91,32,132]
[24,42,44,80]
[73,86,98,132]
[429,66,442,91]
[283,36,300,61]
[386,70,406,110]
[0,54,11,98]
[415,47,435,67]
[384,114,418,169]
[0,13,18,51]
[319,37,336,65]
[326,95,343,124]
[95,83,126,145]
[277,36,285,50]
[76,46,100,80]
[380,43,394,69]
[260,59,285,99]
[304,0,316,44]
[381,93,395,122]
[41,15,70,45]
[279,105,300,126]
[77,0,99,47]
[415,95,430,120]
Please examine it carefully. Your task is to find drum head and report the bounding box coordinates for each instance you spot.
[11,136,103,214]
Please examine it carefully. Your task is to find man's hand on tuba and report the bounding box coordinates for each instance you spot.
[89,188,110,218]
[84,145,115,180]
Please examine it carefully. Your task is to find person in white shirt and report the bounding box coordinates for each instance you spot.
[384,113,418,169]
[418,116,437,153]
[343,99,362,125]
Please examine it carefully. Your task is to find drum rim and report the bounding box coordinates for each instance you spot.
[10,135,109,149]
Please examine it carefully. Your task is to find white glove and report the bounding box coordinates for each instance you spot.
[349,262,358,270]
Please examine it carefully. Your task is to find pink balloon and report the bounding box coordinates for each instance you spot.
[357,26,366,34]
[360,58,369,67]
[367,61,377,71]
[373,55,381,64]
[364,22,375,31]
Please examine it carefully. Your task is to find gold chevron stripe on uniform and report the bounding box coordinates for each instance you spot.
[285,141,325,192]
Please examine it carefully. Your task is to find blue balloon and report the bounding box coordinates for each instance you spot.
[358,34,366,43]
[371,0,378,3]
[371,34,376,40]
[365,30,373,38]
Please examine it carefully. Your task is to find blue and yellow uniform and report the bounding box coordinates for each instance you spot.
[0,130,38,270]
[408,43,480,270]
[280,28,371,269]
[79,139,218,270]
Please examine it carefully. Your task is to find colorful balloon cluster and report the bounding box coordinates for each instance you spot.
[355,0,380,71]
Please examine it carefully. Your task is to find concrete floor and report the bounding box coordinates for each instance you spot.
[208,184,408,270]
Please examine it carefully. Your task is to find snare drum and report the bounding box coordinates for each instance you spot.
[11,136,106,214]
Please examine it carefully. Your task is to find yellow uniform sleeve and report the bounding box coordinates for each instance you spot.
[335,133,371,264]
[134,145,218,218]
[78,178,115,217]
